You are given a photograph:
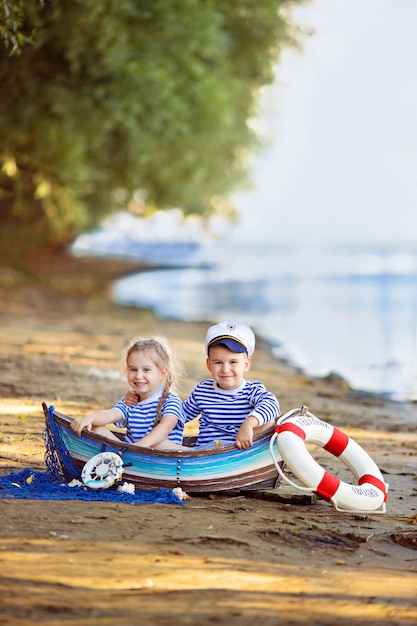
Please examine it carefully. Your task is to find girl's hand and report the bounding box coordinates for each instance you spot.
[125,390,139,406]
[70,415,94,437]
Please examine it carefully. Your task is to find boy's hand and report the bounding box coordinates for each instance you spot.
[235,415,261,449]
[235,421,254,450]
[125,390,139,406]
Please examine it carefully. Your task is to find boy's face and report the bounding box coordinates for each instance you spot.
[206,344,251,390]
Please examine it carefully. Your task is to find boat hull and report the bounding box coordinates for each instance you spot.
[43,404,283,493]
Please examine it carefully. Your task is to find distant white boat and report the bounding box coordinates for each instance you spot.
[71,210,208,267]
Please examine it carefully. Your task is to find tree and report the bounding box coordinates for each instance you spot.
[0,0,303,257]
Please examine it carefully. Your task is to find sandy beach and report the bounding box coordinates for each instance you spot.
[0,251,416,625]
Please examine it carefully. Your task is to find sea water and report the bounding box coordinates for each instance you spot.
[112,240,417,401]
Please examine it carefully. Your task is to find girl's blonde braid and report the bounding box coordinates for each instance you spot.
[154,369,173,426]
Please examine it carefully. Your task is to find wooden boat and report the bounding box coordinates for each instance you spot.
[42,403,284,493]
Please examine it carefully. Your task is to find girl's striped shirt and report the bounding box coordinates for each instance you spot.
[114,387,184,444]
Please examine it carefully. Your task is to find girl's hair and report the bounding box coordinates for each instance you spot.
[125,337,184,426]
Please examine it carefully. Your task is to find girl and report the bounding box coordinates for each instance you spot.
[70,337,185,449]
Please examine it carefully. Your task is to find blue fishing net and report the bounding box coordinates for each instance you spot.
[0,468,185,505]
[18,404,185,505]
[43,405,81,482]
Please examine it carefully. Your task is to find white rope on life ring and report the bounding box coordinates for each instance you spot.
[269,406,388,514]
[81,452,124,490]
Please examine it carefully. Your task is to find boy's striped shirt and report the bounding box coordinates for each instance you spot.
[182,379,280,447]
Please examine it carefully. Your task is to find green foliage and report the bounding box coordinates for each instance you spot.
[0,0,303,253]
[0,0,42,55]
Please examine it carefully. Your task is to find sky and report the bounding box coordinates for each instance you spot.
[232,0,417,244]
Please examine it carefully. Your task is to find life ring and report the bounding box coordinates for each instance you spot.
[269,407,388,513]
[81,452,124,490]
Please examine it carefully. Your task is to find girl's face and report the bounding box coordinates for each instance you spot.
[126,350,166,400]
[206,344,251,390]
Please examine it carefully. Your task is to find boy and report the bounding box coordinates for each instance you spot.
[183,319,280,449]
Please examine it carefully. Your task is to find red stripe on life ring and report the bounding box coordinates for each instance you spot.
[277,422,306,440]
[359,474,388,501]
[323,427,349,457]
[315,471,340,501]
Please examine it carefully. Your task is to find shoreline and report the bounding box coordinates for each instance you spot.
[100,250,414,404]
[0,248,410,409]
